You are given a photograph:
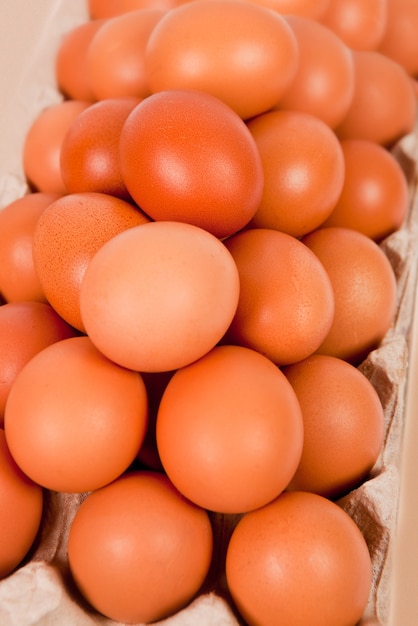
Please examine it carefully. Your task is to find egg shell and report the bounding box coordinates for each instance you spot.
[0,192,60,303]
[67,470,213,623]
[302,226,398,364]
[282,353,385,499]
[223,228,335,366]
[144,0,299,120]
[23,99,91,195]
[156,344,304,513]
[4,335,149,493]
[0,429,44,580]
[0,301,78,425]
[225,491,372,626]
[80,220,241,372]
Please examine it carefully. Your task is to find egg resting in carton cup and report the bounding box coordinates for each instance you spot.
[1,1,418,625]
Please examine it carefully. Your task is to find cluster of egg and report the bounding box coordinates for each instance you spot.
[1,0,417,625]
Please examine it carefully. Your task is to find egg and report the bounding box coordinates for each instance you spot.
[156,344,304,513]
[86,9,166,100]
[32,191,149,331]
[4,336,149,493]
[246,109,345,237]
[322,138,410,241]
[0,301,78,426]
[378,0,418,78]
[23,99,91,195]
[118,89,264,238]
[60,97,142,199]
[0,192,60,303]
[79,221,240,373]
[223,228,335,366]
[302,226,398,364]
[144,0,299,120]
[67,470,213,623]
[0,428,43,580]
[282,354,385,499]
[335,49,417,146]
[55,18,105,101]
[275,15,355,129]
[225,491,372,626]
[320,0,388,51]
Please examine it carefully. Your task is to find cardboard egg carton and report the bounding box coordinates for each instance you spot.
[1,1,418,624]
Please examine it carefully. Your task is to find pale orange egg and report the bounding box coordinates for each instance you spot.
[302,226,398,364]
[4,336,149,493]
[223,228,335,366]
[156,344,304,513]
[80,221,240,373]
[68,471,213,623]
[0,192,60,303]
[226,491,372,626]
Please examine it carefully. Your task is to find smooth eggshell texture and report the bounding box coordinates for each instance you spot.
[0,301,78,425]
[322,138,409,241]
[320,0,388,51]
[335,50,417,146]
[302,226,398,364]
[68,471,213,623]
[0,429,43,580]
[119,89,264,239]
[55,18,105,101]
[23,100,91,195]
[80,221,241,373]
[247,109,345,237]
[225,491,372,626]
[145,0,299,120]
[60,97,142,199]
[4,336,149,493]
[282,354,385,498]
[86,9,165,100]
[156,344,304,513]
[0,192,60,303]
[223,228,335,366]
[378,0,418,77]
[276,15,355,129]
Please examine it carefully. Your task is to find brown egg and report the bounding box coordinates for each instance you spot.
[60,97,141,199]
[247,109,345,238]
[4,336,149,493]
[322,138,409,241]
[23,100,91,195]
[0,301,78,426]
[226,491,372,626]
[0,192,60,303]
[378,0,418,78]
[32,192,150,332]
[86,9,166,101]
[55,19,105,101]
[302,226,397,364]
[156,344,304,514]
[320,0,388,51]
[335,50,417,146]
[145,0,299,120]
[282,354,385,499]
[276,15,355,129]
[223,228,335,366]
[68,471,213,623]
[0,429,43,580]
